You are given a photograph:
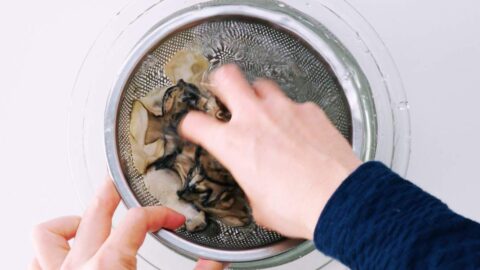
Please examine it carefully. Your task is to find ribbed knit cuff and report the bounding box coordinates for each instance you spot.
[313,161,480,269]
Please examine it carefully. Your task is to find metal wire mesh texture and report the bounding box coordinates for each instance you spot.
[116,17,352,250]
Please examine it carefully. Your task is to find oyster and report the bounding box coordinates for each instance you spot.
[165,50,209,85]
[129,50,251,232]
[143,168,207,231]
[129,101,165,174]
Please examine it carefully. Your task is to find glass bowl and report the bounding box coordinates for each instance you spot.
[69,0,410,268]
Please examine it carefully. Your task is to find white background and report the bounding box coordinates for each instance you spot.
[0,0,479,269]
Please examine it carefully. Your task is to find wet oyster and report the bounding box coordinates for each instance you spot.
[129,101,165,174]
[129,50,251,232]
[143,168,207,231]
[165,49,209,85]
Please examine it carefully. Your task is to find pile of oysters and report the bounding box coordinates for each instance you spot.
[129,51,251,232]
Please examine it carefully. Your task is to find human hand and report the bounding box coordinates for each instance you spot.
[30,179,225,270]
[179,65,362,240]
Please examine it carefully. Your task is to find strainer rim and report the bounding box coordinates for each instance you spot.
[105,2,369,263]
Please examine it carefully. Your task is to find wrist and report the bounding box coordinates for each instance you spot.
[301,158,361,240]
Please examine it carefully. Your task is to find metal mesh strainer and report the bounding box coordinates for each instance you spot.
[116,17,352,250]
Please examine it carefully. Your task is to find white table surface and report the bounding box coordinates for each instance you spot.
[0,0,479,269]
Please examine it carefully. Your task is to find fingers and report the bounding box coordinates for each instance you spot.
[98,207,185,258]
[65,178,120,265]
[252,79,287,101]
[208,64,257,113]
[194,259,226,270]
[32,216,81,270]
[179,111,225,148]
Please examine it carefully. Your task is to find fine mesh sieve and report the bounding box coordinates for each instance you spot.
[106,2,363,263]
[68,0,410,266]
[117,17,351,250]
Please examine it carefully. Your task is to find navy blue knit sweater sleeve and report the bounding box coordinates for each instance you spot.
[314,161,480,269]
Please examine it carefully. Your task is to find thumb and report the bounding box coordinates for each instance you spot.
[194,259,226,270]
[179,110,225,150]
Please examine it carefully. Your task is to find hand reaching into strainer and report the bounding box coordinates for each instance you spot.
[179,64,362,239]
[180,65,480,269]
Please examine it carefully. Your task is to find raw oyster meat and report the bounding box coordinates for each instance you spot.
[129,50,251,232]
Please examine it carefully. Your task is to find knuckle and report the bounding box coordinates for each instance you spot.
[301,101,319,111]
[126,207,148,222]
[152,206,169,220]
[253,78,270,88]
[299,102,326,118]
[31,224,47,241]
